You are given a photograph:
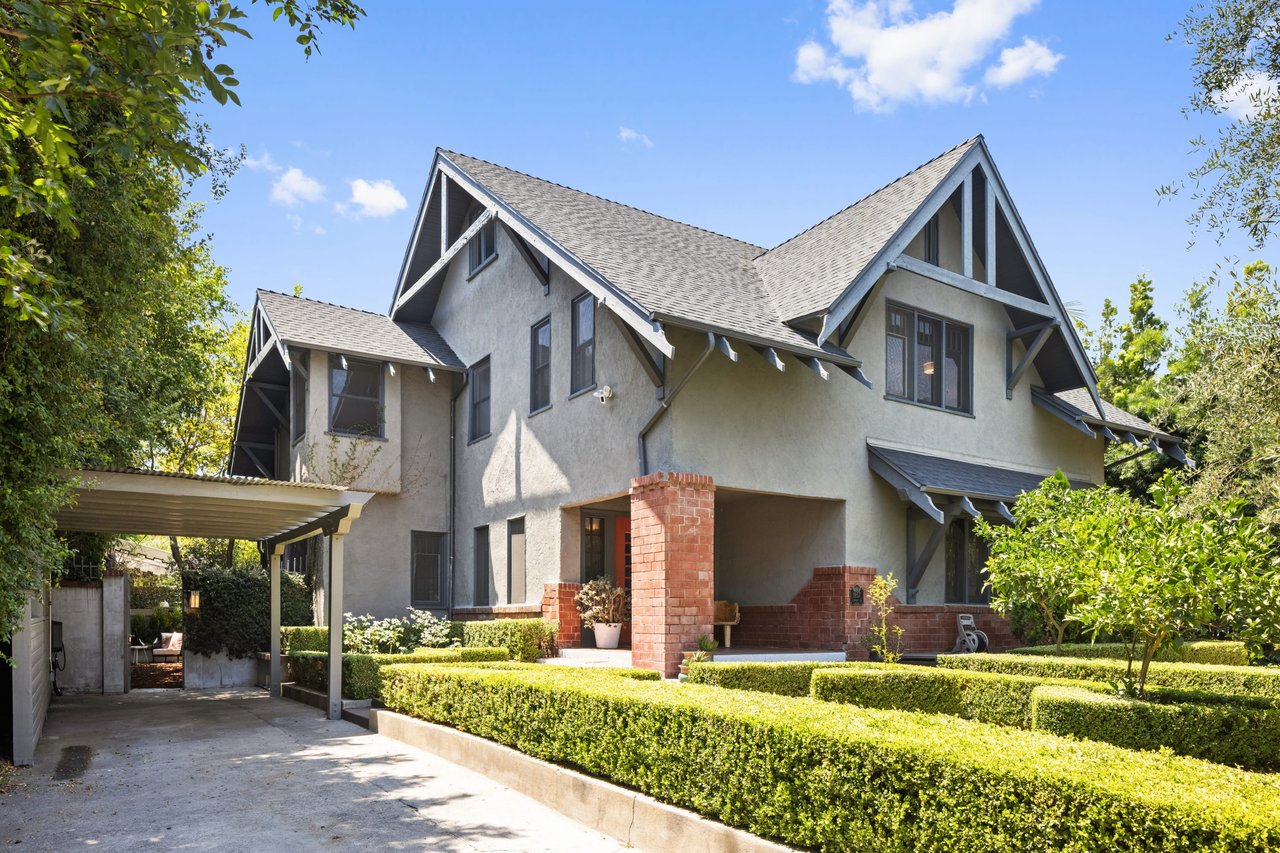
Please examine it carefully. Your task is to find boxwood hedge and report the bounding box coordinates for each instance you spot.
[938,652,1280,698]
[1031,685,1280,772]
[291,647,511,699]
[280,626,328,654]
[460,618,556,663]
[685,660,877,696]
[1010,641,1250,667]
[379,663,1280,852]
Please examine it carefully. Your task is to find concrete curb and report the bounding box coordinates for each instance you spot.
[367,708,796,853]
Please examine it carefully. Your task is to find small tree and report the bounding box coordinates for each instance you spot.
[866,572,904,665]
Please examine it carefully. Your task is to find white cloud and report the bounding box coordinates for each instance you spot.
[1220,71,1279,120]
[271,167,326,206]
[313,224,327,236]
[984,37,1062,87]
[618,126,654,148]
[244,150,281,173]
[339,178,408,218]
[793,0,1059,111]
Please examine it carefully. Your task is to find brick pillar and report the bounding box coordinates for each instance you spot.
[541,582,582,650]
[843,566,879,661]
[629,471,715,677]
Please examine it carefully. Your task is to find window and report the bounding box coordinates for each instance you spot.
[945,518,990,605]
[923,213,940,266]
[571,294,596,394]
[411,531,445,608]
[530,318,551,413]
[473,526,491,607]
[467,205,496,274]
[329,354,384,437]
[469,356,490,441]
[582,514,605,580]
[290,351,308,443]
[884,303,972,415]
[507,517,526,604]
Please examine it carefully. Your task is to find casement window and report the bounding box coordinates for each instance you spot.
[467,205,496,274]
[530,318,551,413]
[469,356,491,441]
[582,514,605,580]
[411,531,445,608]
[290,350,308,443]
[328,354,384,437]
[473,526,491,607]
[945,518,990,605]
[570,293,595,394]
[507,517,526,604]
[885,303,972,415]
[923,213,940,266]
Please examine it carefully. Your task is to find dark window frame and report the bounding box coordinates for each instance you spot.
[884,302,973,415]
[410,530,446,609]
[530,316,552,414]
[467,205,497,275]
[570,293,596,395]
[945,517,991,605]
[469,356,491,442]
[328,354,385,438]
[473,525,491,607]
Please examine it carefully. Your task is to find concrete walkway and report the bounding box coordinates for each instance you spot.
[0,689,629,852]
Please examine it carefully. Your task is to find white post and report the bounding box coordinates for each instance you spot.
[270,546,283,697]
[327,533,345,721]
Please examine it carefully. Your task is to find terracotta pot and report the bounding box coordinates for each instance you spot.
[593,623,623,649]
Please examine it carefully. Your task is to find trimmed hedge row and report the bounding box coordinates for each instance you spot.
[291,647,510,699]
[460,619,556,663]
[685,660,878,696]
[281,626,328,654]
[380,663,1280,851]
[938,652,1280,698]
[1011,641,1250,667]
[1032,685,1280,772]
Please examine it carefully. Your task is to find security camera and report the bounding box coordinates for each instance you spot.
[594,385,614,404]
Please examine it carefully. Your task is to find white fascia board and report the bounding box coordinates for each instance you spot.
[434,156,674,358]
[389,151,444,314]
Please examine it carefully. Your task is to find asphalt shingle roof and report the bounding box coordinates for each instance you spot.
[440,151,856,362]
[754,137,981,322]
[1044,387,1175,441]
[869,443,1095,502]
[257,290,463,369]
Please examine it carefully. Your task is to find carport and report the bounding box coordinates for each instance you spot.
[52,467,372,721]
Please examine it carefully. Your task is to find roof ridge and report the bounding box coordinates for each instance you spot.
[258,288,423,324]
[439,149,766,253]
[756,135,983,259]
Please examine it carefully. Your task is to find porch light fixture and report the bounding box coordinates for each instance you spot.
[184,589,201,613]
[922,360,935,375]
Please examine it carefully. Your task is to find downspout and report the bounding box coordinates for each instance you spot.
[638,331,716,475]
[446,373,469,619]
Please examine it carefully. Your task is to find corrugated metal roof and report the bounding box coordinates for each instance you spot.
[869,443,1095,502]
[76,466,345,491]
[257,290,464,370]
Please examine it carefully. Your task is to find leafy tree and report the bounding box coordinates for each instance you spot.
[1165,0,1280,246]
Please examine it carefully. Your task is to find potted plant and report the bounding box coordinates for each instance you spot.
[575,576,630,649]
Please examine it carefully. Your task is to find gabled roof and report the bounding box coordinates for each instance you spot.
[257,289,463,370]
[868,442,1095,504]
[429,151,859,363]
[1035,388,1179,443]
[754,137,981,323]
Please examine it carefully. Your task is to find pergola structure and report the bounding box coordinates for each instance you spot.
[55,467,373,720]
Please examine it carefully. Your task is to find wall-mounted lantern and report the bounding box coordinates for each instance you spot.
[184,589,201,614]
[849,585,864,606]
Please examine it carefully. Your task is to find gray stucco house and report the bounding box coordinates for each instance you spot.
[230,135,1184,675]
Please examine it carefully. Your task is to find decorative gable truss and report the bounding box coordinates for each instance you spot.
[230,296,293,479]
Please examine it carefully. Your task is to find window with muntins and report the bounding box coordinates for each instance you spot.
[328,354,383,437]
[945,518,990,604]
[467,205,496,274]
[571,294,595,393]
[530,318,551,412]
[885,303,972,415]
[411,531,445,608]
[290,350,308,443]
[469,356,490,441]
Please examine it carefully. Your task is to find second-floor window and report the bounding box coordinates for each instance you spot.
[329,354,384,437]
[886,303,972,415]
[571,293,595,394]
[530,318,551,413]
[468,205,496,274]
[469,356,491,441]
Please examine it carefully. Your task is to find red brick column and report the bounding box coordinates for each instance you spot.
[629,471,715,677]
[541,582,582,650]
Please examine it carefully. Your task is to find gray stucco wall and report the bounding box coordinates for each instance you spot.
[713,492,845,605]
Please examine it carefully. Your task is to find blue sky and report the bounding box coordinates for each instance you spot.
[194,1,1264,331]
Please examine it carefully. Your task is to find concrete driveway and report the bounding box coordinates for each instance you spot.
[0,689,628,852]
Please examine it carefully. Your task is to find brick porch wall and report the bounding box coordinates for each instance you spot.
[540,582,582,649]
[888,604,1017,654]
[629,471,715,677]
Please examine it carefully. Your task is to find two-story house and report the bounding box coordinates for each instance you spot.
[230,136,1185,675]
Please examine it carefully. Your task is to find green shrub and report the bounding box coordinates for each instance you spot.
[460,618,556,663]
[685,660,877,696]
[180,566,312,658]
[1010,641,1251,667]
[1031,685,1280,772]
[281,626,328,654]
[128,571,181,610]
[810,666,1092,728]
[344,609,457,653]
[379,664,1280,851]
[290,647,512,699]
[938,652,1280,698]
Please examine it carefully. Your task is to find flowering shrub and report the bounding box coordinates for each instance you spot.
[343,608,456,654]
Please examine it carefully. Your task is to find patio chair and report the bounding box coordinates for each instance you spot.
[152,631,184,663]
[713,600,740,649]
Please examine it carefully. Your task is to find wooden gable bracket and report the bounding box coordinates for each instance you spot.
[1006,320,1059,399]
[395,208,495,312]
[752,345,786,372]
[893,254,1056,318]
[904,501,962,603]
[870,453,944,524]
[500,221,551,294]
[235,441,274,479]
[250,384,288,428]
[609,312,665,397]
[715,335,738,362]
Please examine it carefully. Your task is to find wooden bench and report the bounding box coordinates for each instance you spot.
[714,600,740,648]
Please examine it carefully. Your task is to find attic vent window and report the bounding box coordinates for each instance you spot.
[885,303,971,415]
[468,205,496,274]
